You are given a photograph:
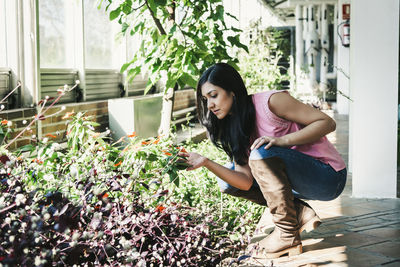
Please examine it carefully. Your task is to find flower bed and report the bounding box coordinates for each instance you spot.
[0,112,264,266]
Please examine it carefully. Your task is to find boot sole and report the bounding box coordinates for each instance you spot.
[250,215,322,244]
[264,244,303,259]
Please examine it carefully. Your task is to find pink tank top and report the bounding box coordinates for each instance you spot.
[252,90,346,172]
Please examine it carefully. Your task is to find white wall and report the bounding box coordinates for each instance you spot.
[349,0,399,198]
[336,0,350,115]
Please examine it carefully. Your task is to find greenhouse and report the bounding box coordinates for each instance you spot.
[0,0,399,266]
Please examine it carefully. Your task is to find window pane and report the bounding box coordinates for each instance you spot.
[84,0,114,69]
[0,3,6,67]
[39,0,68,68]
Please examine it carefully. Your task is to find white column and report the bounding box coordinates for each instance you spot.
[66,0,86,101]
[22,0,40,107]
[4,0,24,96]
[306,5,318,90]
[336,0,350,115]
[302,6,308,41]
[350,0,399,198]
[76,0,86,101]
[295,5,303,76]
[319,3,329,96]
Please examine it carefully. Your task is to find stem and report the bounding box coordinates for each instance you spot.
[144,0,167,35]
[4,83,78,149]
[0,82,21,104]
[0,203,16,214]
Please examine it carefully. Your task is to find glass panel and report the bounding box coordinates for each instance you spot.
[0,2,6,66]
[39,0,68,68]
[84,0,114,69]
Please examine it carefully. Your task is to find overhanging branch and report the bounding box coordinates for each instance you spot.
[145,0,167,35]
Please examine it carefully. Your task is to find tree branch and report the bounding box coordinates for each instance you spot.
[145,0,167,35]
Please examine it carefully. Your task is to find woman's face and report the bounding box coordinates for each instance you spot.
[201,82,234,120]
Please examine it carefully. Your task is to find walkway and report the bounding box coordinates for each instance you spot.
[236,112,400,267]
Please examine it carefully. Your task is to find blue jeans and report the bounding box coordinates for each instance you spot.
[217,145,347,201]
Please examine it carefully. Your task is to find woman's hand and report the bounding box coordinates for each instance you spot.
[178,151,209,171]
[250,135,289,150]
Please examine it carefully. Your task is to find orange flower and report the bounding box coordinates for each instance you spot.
[114,161,122,167]
[162,150,172,156]
[45,133,57,138]
[153,138,160,144]
[141,140,150,145]
[32,158,43,164]
[155,205,166,213]
[62,111,75,120]
[102,192,109,199]
[92,132,101,138]
[1,120,8,125]
[177,146,188,153]
[127,132,136,138]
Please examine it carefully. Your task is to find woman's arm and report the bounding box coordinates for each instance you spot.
[251,92,336,150]
[180,151,254,190]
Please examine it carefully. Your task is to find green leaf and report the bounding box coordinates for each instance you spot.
[122,1,132,14]
[97,0,104,10]
[154,0,167,6]
[192,36,208,51]
[121,59,134,73]
[17,144,35,154]
[231,27,242,32]
[227,35,249,53]
[121,22,129,33]
[169,24,177,34]
[180,72,197,88]
[109,7,121,21]
[168,170,179,187]
[147,153,158,161]
[215,5,224,21]
[226,12,239,21]
[144,80,154,95]
[133,21,145,35]
[147,0,156,13]
[127,66,141,82]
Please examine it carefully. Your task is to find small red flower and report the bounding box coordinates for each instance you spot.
[127,132,136,138]
[92,132,101,138]
[32,158,43,164]
[114,161,122,167]
[155,205,166,213]
[162,150,172,156]
[45,133,57,138]
[177,146,188,153]
[62,111,75,120]
[1,120,8,125]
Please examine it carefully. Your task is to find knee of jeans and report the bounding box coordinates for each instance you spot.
[320,174,347,201]
[331,175,347,200]
[249,145,278,161]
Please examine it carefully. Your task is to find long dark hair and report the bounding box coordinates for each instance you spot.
[196,63,256,165]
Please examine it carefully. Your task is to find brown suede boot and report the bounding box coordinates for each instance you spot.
[295,198,322,233]
[250,198,321,243]
[248,157,302,259]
